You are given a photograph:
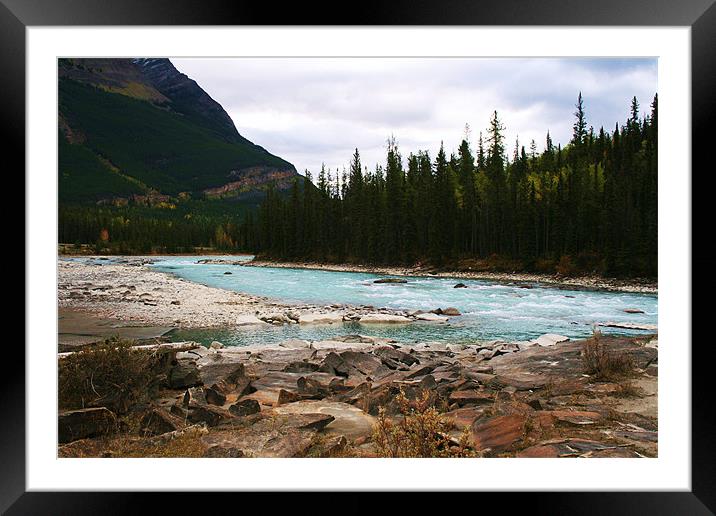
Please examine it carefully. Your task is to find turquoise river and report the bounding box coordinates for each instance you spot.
[142,256,658,347]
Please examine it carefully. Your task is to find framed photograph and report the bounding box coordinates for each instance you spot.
[9,0,714,512]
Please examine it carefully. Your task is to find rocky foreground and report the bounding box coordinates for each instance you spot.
[58,333,658,458]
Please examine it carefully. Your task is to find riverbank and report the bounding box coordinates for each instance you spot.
[58,332,658,458]
[244,259,657,294]
[58,258,438,330]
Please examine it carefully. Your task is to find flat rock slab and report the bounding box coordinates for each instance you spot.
[517,438,631,458]
[415,313,448,323]
[299,312,344,324]
[358,314,412,324]
[547,410,604,426]
[532,334,570,347]
[443,407,488,430]
[196,355,248,388]
[448,389,495,406]
[202,426,317,458]
[235,314,268,326]
[613,430,658,443]
[471,414,527,455]
[339,351,392,378]
[274,400,376,440]
[492,372,550,391]
[250,371,306,391]
[597,322,657,331]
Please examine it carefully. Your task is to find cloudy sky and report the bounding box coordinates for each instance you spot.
[172,58,657,176]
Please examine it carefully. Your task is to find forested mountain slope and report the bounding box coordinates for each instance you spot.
[58,58,299,252]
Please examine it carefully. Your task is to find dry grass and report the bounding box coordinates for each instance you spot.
[581,330,635,381]
[612,381,643,398]
[112,432,208,458]
[372,389,476,458]
[59,337,163,415]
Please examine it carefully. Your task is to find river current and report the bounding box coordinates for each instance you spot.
[146,255,657,347]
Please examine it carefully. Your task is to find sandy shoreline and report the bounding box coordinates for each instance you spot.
[244,259,658,294]
[59,259,271,328]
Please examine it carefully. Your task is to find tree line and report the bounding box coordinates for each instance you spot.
[250,93,657,277]
[59,203,249,254]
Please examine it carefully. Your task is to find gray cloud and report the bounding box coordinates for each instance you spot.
[171,57,657,175]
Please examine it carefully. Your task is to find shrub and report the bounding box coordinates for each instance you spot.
[581,330,635,380]
[613,381,643,398]
[59,337,163,414]
[372,389,475,458]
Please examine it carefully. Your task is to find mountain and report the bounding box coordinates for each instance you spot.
[58,58,298,203]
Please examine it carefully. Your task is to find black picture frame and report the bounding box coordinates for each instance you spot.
[6,0,714,512]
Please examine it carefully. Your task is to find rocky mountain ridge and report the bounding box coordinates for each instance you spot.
[59,58,298,203]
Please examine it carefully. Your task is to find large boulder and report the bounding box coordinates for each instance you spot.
[167,359,201,389]
[339,351,391,379]
[373,278,408,284]
[196,356,250,390]
[373,346,419,367]
[274,400,376,440]
[319,352,351,376]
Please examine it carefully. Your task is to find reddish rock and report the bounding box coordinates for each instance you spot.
[229,399,261,416]
[548,410,603,425]
[470,414,527,454]
[283,361,320,373]
[517,444,563,458]
[404,364,436,379]
[313,435,348,457]
[277,388,301,406]
[140,408,185,436]
[373,346,419,366]
[442,407,487,430]
[493,372,549,391]
[282,413,336,431]
[187,403,235,427]
[339,351,391,379]
[205,386,227,406]
[448,389,495,406]
[518,438,635,458]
